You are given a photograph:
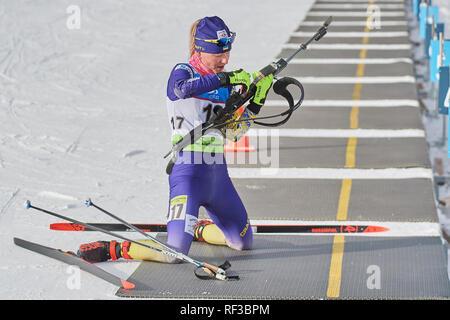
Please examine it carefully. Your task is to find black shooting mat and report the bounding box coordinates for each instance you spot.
[303,16,407,23]
[225,136,430,169]
[296,25,409,33]
[258,106,424,130]
[266,82,418,100]
[287,35,411,45]
[115,235,450,299]
[282,62,414,77]
[309,5,405,13]
[195,178,437,222]
[338,236,450,299]
[277,48,412,59]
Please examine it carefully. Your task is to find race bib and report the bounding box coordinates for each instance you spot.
[168,195,187,222]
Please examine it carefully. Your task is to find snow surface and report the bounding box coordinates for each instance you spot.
[0,0,315,299]
[433,0,450,36]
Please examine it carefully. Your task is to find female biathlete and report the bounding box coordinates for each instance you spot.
[77,16,273,263]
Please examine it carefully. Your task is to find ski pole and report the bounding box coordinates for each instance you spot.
[25,200,231,281]
[85,198,229,278]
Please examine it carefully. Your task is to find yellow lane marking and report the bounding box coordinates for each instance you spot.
[326,235,345,298]
[336,179,352,222]
[326,4,374,298]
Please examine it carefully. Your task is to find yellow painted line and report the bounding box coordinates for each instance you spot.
[345,138,357,168]
[350,24,369,129]
[336,179,352,221]
[350,107,359,128]
[326,3,374,298]
[326,235,345,298]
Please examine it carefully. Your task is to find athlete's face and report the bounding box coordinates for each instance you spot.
[198,51,230,73]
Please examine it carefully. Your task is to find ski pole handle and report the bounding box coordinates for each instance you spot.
[202,262,226,275]
[201,263,227,280]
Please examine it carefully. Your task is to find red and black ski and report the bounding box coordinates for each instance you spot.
[50,222,167,232]
[13,237,135,290]
[50,222,388,234]
[256,225,388,233]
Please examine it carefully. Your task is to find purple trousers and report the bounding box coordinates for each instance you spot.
[166,151,253,254]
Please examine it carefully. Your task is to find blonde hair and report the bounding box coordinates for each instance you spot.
[189,19,201,58]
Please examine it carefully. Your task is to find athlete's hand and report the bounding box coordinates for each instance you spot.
[250,71,273,106]
[217,69,251,92]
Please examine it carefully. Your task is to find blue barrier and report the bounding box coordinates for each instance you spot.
[412,1,449,155]
[443,66,450,155]
[415,0,432,19]
[439,67,449,116]
[425,22,444,59]
[420,4,427,37]
[413,0,420,17]
[430,37,449,83]
[420,5,438,39]
[425,23,432,58]
[430,39,440,81]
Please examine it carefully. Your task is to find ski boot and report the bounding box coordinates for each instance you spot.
[77,240,131,262]
[193,220,214,242]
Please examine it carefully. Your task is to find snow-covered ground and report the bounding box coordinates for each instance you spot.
[0,0,315,299]
[433,0,450,36]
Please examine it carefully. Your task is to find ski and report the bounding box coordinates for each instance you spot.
[256,225,388,233]
[13,237,135,290]
[50,222,388,234]
[50,222,166,232]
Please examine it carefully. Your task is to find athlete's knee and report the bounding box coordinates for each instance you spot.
[163,255,183,264]
[230,242,252,251]
[226,235,253,251]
